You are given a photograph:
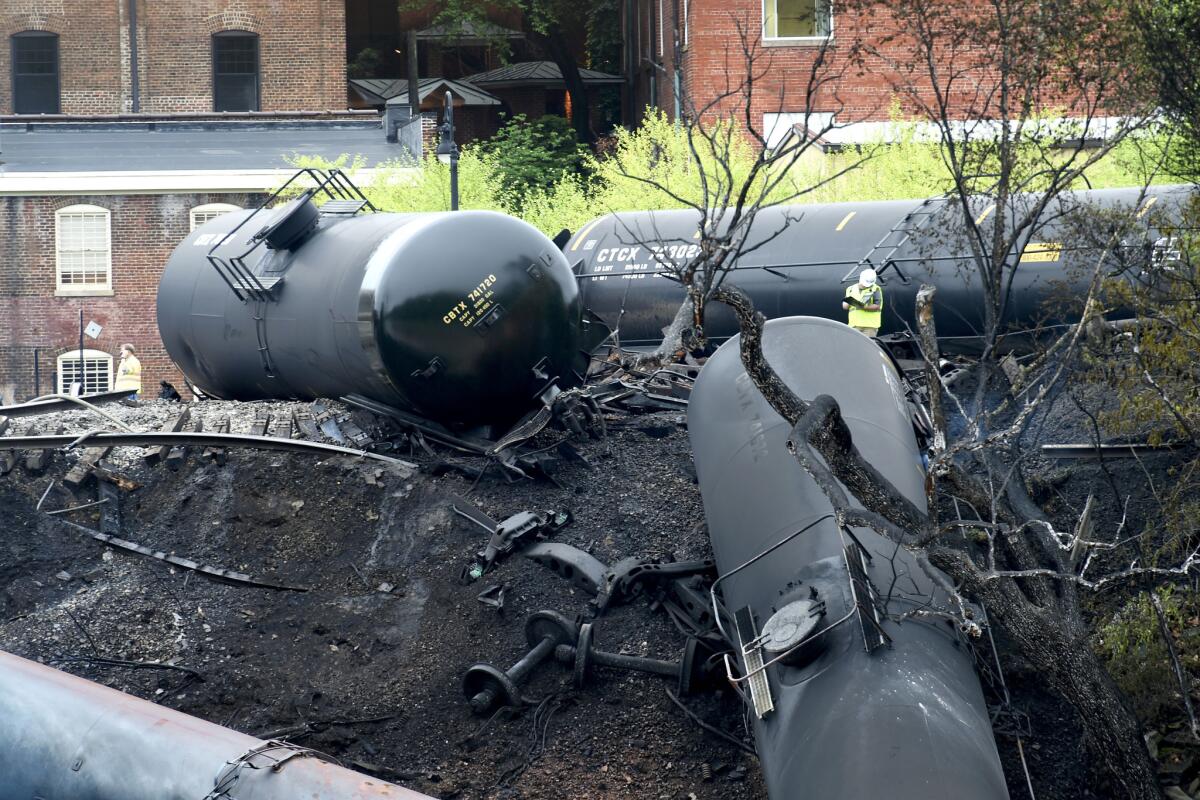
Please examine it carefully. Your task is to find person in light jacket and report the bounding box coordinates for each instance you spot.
[842,268,884,337]
[114,343,142,400]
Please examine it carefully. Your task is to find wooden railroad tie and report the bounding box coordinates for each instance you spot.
[145,408,192,467]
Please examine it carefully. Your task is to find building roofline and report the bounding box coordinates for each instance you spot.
[0,168,415,196]
[0,114,382,134]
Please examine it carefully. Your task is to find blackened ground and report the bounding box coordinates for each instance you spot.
[0,404,762,800]
[0,393,1191,799]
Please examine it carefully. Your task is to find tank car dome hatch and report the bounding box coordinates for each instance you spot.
[255,192,320,251]
[158,208,599,429]
[761,596,826,667]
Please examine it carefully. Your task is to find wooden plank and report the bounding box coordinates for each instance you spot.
[248,411,272,438]
[166,419,203,471]
[94,459,142,493]
[144,408,191,466]
[201,418,230,465]
[0,419,20,474]
[24,423,62,474]
[272,414,293,442]
[63,446,114,492]
[292,408,322,441]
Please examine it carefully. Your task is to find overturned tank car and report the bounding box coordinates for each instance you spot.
[688,317,1010,800]
[569,186,1187,349]
[159,178,604,431]
[0,649,432,799]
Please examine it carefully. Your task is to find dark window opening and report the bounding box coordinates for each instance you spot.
[11,31,60,114]
[213,31,260,112]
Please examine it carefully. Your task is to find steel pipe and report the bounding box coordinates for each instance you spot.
[0,390,132,419]
[0,649,432,799]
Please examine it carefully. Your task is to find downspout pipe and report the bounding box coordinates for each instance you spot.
[128,0,140,113]
[0,649,434,799]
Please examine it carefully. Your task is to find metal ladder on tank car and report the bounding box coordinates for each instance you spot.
[204,168,378,304]
[841,196,949,285]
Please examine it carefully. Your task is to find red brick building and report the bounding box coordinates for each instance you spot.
[627,0,904,142]
[1,0,347,115]
[0,183,264,403]
[0,121,408,404]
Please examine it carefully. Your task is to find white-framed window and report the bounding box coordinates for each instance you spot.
[190,202,241,231]
[55,204,112,295]
[763,0,832,40]
[57,349,113,395]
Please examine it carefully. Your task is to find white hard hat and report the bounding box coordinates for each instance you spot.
[860,268,877,286]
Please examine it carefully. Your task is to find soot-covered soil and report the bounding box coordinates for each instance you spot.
[0,393,1192,799]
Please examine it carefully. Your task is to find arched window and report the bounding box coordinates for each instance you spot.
[57,348,113,395]
[190,202,242,231]
[11,31,60,114]
[55,204,112,295]
[213,31,260,112]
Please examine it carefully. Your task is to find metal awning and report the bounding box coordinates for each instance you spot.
[414,21,523,43]
[352,78,501,109]
[463,61,624,90]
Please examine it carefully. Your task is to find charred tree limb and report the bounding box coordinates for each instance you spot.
[786,395,930,538]
[709,285,805,423]
[929,546,1163,800]
[916,285,947,526]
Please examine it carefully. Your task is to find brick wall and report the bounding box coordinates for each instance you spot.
[1,0,348,115]
[0,191,263,404]
[635,0,899,125]
[639,0,1101,130]
[1,1,123,115]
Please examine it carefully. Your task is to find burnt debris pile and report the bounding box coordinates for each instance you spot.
[4,177,1195,799]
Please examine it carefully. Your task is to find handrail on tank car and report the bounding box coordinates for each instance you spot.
[722,606,859,689]
[709,515,832,643]
[709,513,902,687]
[205,168,378,303]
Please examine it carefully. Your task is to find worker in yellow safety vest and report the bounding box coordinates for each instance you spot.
[842,268,884,337]
[114,343,143,400]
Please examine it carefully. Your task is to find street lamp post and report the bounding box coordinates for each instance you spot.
[435,90,460,211]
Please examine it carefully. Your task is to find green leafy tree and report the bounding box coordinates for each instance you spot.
[481,114,585,204]
[402,0,613,144]
[1134,0,1200,180]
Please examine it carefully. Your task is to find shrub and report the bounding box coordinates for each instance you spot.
[481,114,585,205]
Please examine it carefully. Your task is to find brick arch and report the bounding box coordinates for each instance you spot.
[203,5,262,35]
[3,15,67,37]
[50,198,112,213]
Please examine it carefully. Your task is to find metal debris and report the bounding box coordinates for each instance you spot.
[522,542,715,615]
[1040,442,1184,459]
[450,496,572,580]
[0,431,417,469]
[0,389,131,419]
[54,518,309,592]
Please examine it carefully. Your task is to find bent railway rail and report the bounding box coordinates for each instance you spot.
[0,430,417,468]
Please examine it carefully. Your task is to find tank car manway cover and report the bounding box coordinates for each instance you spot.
[761,598,824,658]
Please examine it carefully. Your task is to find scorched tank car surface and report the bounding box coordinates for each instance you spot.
[158,202,601,429]
[568,186,1187,348]
[688,317,1010,800]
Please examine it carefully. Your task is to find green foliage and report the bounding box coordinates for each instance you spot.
[1133,0,1200,180]
[347,47,382,79]
[288,108,1166,236]
[1095,587,1200,725]
[480,114,585,204]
